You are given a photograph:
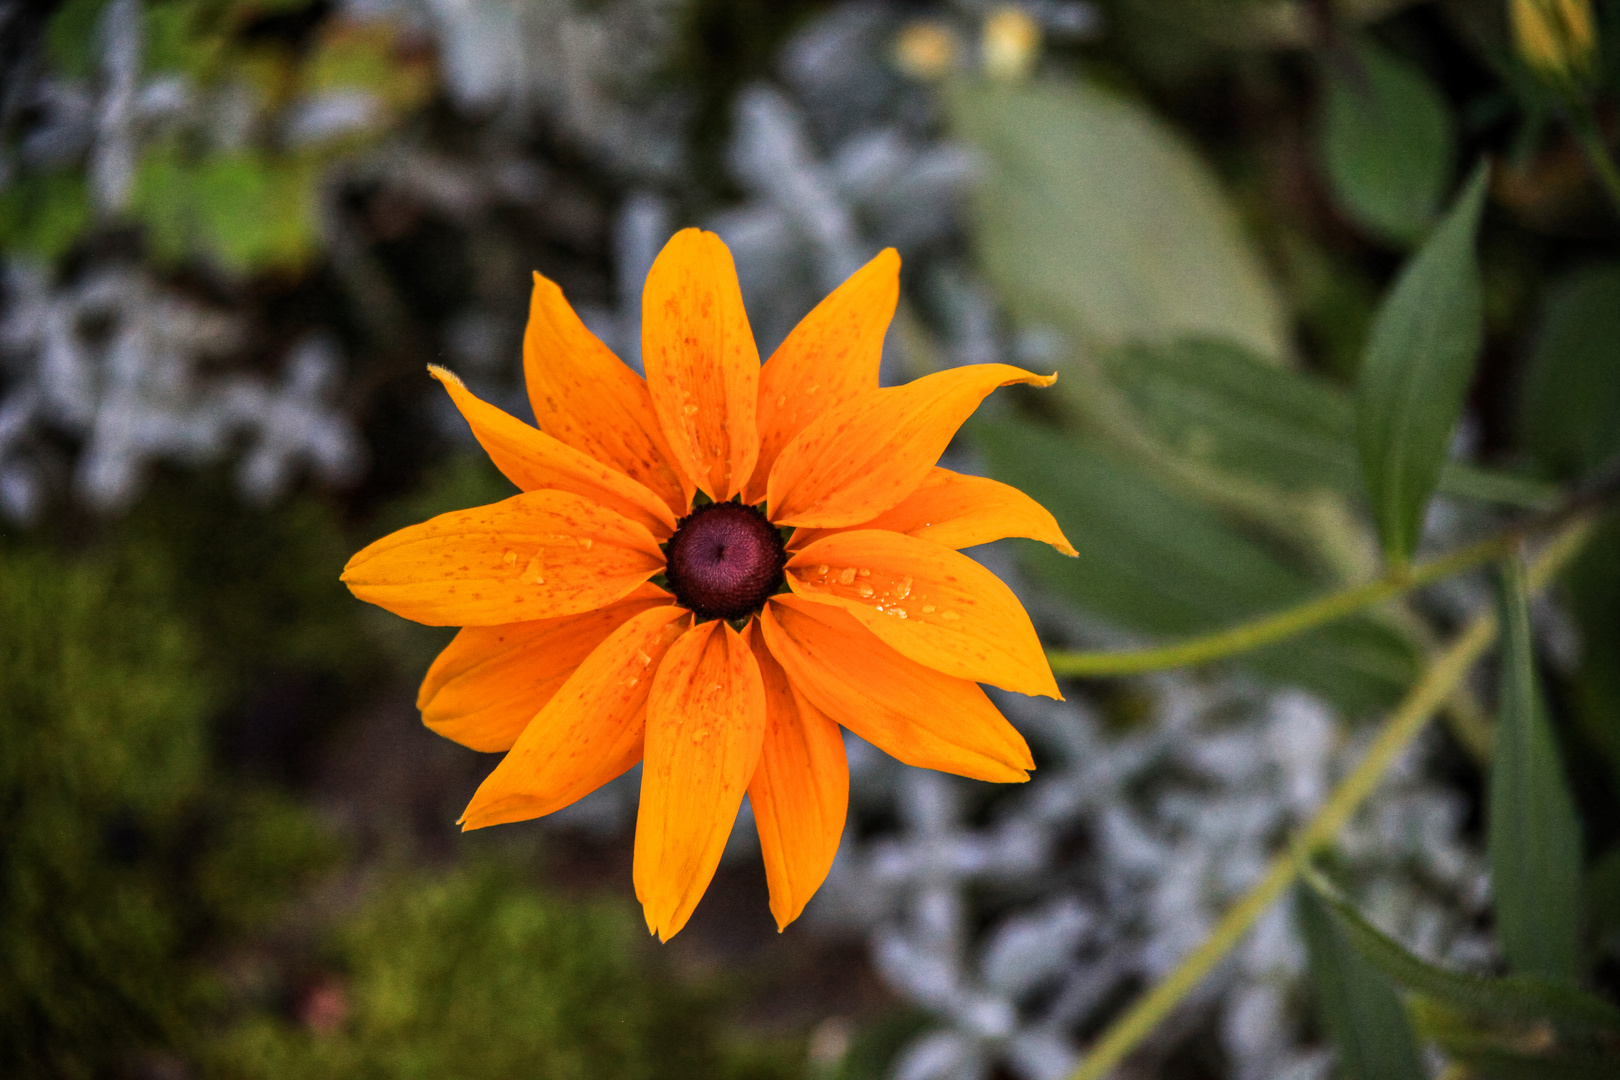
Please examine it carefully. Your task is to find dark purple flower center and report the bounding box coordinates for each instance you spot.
[664,500,786,621]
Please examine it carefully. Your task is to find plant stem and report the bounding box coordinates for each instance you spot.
[1063,518,1593,1080]
[1047,535,1511,677]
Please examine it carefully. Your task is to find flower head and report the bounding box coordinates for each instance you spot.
[342,230,1074,940]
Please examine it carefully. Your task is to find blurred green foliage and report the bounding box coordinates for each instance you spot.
[0,537,338,1078]
[211,860,800,1080]
[5,0,430,272]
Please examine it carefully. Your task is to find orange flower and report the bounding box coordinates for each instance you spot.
[342,230,1076,940]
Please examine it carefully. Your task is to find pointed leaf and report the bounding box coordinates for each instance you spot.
[1296,883,1427,1080]
[1490,555,1585,984]
[1319,39,1456,246]
[1356,163,1489,564]
[1300,863,1620,1034]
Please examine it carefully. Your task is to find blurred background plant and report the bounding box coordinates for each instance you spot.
[1,1,1618,1079]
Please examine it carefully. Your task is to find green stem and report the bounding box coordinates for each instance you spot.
[1047,535,1511,677]
[1063,518,1593,1080]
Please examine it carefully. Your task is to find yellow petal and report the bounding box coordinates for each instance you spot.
[767,364,1056,527]
[523,271,690,514]
[431,365,677,537]
[785,529,1059,698]
[746,624,848,931]
[418,584,675,753]
[760,596,1032,782]
[641,229,761,501]
[459,604,691,829]
[789,466,1076,555]
[341,490,664,626]
[634,620,767,941]
[744,249,899,503]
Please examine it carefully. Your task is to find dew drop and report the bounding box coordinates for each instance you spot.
[857,583,875,598]
[816,564,830,577]
[636,649,653,668]
[897,576,913,599]
[691,728,711,743]
[857,567,871,577]
[625,675,640,689]
[941,610,961,621]
[503,549,518,568]
[683,403,699,416]
[896,609,908,619]
[806,383,820,394]
[776,394,788,408]
[838,567,857,585]
[921,604,936,614]
[581,537,593,550]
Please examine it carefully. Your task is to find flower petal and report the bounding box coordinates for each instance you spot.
[432,365,677,537]
[744,248,899,503]
[767,364,1057,527]
[745,623,848,931]
[523,271,689,514]
[341,490,665,626]
[459,604,691,829]
[634,620,767,941]
[786,530,1060,698]
[641,228,761,501]
[759,596,1032,783]
[789,467,1076,556]
[418,583,675,753]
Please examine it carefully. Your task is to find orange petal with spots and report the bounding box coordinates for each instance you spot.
[641,229,761,501]
[767,364,1057,527]
[759,596,1032,782]
[789,467,1076,556]
[523,271,689,514]
[459,604,691,829]
[744,248,899,503]
[634,620,767,941]
[745,623,848,931]
[432,365,677,537]
[340,490,665,626]
[786,530,1059,699]
[418,583,675,753]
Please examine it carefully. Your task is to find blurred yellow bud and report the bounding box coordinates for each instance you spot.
[982,7,1042,84]
[895,20,959,81]
[1509,0,1596,81]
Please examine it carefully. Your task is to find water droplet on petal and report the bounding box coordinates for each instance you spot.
[503,549,518,568]
[838,567,857,585]
[897,576,913,599]
[816,564,830,577]
[896,608,908,619]
[921,604,936,614]
[941,610,961,621]
[857,567,870,577]
[683,403,699,416]
[625,675,640,688]
[581,537,593,550]
[691,728,710,743]
[636,649,653,668]
[857,583,874,598]
[776,394,788,408]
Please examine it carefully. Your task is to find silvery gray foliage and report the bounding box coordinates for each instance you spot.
[804,678,1489,1080]
[0,264,362,520]
[382,0,693,180]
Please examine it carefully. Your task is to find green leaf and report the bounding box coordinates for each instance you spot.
[1104,336,1557,507]
[1300,864,1620,1035]
[1355,163,1490,564]
[1491,556,1585,984]
[1319,39,1456,246]
[1295,883,1427,1080]
[972,419,1417,714]
[1519,264,1620,480]
[950,79,1288,361]
[0,171,92,262]
[1409,997,1620,1080]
